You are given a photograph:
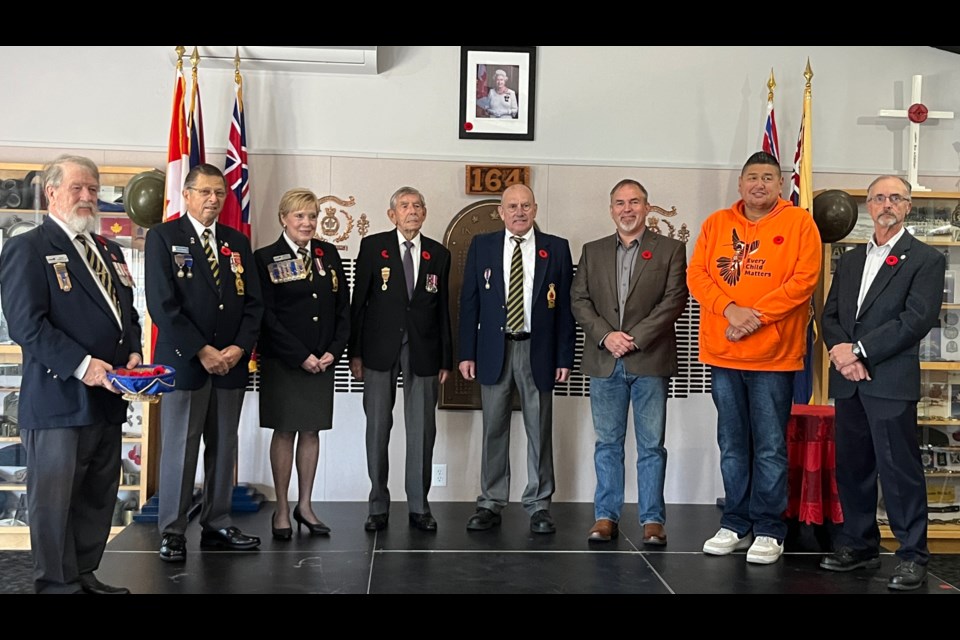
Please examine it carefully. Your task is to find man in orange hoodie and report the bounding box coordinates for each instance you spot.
[688,151,822,565]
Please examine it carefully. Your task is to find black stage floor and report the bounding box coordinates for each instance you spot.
[84,502,960,595]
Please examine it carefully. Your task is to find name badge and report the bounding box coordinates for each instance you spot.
[172,245,190,254]
[273,253,292,261]
[46,254,69,264]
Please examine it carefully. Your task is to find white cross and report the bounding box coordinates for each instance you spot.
[878,74,954,192]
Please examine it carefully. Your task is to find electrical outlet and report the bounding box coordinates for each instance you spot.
[433,463,447,487]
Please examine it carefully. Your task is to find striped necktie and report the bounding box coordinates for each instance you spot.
[76,235,120,317]
[202,229,220,288]
[506,236,524,333]
[298,247,313,281]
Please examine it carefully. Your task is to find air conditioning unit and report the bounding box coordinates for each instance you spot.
[169,46,379,75]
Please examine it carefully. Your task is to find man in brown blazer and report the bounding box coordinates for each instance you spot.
[571,179,688,544]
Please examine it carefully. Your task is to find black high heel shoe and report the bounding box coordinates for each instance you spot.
[272,511,293,540]
[293,505,331,536]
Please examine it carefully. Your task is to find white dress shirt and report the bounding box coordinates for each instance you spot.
[855,226,906,356]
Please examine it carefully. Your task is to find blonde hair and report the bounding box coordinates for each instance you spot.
[278,188,319,225]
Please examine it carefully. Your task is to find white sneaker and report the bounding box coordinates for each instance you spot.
[702,528,752,555]
[746,536,784,564]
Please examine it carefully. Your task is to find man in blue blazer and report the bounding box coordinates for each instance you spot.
[821,175,945,590]
[0,155,142,593]
[145,164,263,562]
[458,184,575,534]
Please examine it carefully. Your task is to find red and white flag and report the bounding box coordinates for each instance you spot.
[163,66,188,222]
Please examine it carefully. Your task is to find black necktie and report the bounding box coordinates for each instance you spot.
[298,247,313,281]
[76,235,120,317]
[202,229,220,288]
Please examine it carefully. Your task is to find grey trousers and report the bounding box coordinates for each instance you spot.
[478,339,554,516]
[22,421,121,594]
[363,341,439,515]
[157,379,245,534]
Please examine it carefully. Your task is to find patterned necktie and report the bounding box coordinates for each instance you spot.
[403,240,415,298]
[506,236,524,333]
[202,229,220,288]
[298,247,313,282]
[76,235,120,317]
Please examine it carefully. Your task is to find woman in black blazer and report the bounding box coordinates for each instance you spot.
[254,189,349,538]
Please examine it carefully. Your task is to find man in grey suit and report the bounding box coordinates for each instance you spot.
[820,175,944,591]
[572,179,688,545]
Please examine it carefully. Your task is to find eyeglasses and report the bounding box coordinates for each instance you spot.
[503,203,534,213]
[188,187,227,199]
[866,193,910,205]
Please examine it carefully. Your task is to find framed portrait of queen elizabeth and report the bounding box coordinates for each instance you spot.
[459,46,537,141]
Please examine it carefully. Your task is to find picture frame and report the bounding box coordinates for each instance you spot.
[459,46,537,141]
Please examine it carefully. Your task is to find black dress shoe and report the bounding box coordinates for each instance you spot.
[888,560,927,591]
[409,512,438,531]
[159,533,187,563]
[79,574,130,594]
[466,507,501,531]
[530,509,556,534]
[272,511,293,540]
[819,546,881,572]
[364,513,389,531]
[293,505,331,536]
[200,526,261,550]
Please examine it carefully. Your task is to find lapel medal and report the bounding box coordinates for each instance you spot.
[381,267,390,291]
[268,261,283,284]
[174,254,186,278]
[230,252,243,274]
[115,260,133,288]
[315,257,326,277]
[235,271,245,296]
[184,255,194,278]
[426,273,438,294]
[547,283,557,309]
[54,263,72,291]
[331,268,339,292]
[483,267,492,290]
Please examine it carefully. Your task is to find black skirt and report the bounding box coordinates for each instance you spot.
[258,357,334,432]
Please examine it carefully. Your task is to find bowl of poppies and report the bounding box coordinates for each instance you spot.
[106,365,176,403]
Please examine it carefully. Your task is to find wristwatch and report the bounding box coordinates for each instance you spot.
[851,342,863,359]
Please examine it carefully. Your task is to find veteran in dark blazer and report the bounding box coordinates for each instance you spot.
[145,163,263,562]
[254,188,349,539]
[0,155,142,593]
[820,175,945,591]
[458,184,576,534]
[571,179,688,545]
[348,186,452,532]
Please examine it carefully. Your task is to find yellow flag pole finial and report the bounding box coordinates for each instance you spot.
[767,68,776,103]
[234,48,243,110]
[190,47,200,74]
[804,58,814,89]
[175,46,185,72]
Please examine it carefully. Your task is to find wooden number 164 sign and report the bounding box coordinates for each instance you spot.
[465,165,530,195]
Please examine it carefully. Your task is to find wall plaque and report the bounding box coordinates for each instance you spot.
[465,165,530,196]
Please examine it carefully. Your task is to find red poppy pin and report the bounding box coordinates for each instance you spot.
[538,249,548,259]
[773,236,784,245]
[381,249,389,259]
[220,246,232,256]
[315,247,324,257]
[95,235,107,248]
[885,255,899,266]
[641,250,653,260]
[422,250,431,261]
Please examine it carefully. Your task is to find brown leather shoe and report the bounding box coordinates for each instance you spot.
[642,523,667,546]
[587,519,619,543]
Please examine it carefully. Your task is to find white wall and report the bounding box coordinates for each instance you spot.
[3,45,960,510]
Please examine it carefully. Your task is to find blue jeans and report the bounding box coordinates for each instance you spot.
[710,366,794,542]
[590,360,668,524]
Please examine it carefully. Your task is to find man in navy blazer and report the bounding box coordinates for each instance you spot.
[821,175,945,591]
[145,164,263,562]
[0,155,142,593]
[349,186,452,532]
[459,184,575,534]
